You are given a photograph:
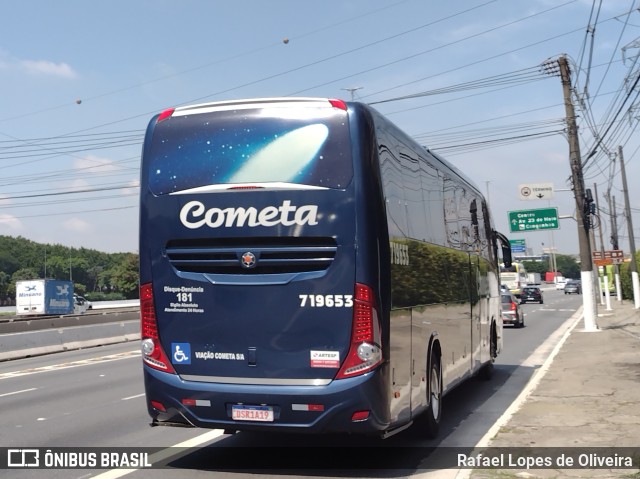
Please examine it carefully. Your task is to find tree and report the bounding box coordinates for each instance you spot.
[522,260,548,275]
[86,265,104,292]
[12,267,40,282]
[555,254,580,279]
[110,254,139,299]
[9,267,40,301]
[0,271,10,304]
[619,249,640,300]
[44,255,71,280]
[0,235,139,300]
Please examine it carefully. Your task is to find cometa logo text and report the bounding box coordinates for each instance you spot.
[179,200,319,229]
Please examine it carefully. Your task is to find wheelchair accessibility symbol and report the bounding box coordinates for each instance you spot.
[171,343,191,364]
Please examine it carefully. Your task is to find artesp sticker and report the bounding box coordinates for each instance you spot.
[310,350,340,368]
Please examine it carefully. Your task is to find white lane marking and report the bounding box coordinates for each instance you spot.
[121,393,145,401]
[477,306,583,442]
[0,350,140,381]
[416,307,585,479]
[0,387,37,398]
[91,429,226,479]
[449,306,585,479]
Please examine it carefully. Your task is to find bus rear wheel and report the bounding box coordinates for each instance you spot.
[416,350,442,439]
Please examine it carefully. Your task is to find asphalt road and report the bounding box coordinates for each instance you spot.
[0,289,583,478]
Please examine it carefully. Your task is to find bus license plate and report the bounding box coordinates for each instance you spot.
[231,405,274,422]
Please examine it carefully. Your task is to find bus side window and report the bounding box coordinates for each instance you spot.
[378,131,408,238]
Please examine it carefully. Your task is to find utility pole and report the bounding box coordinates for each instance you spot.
[594,183,615,304]
[606,189,620,250]
[591,183,605,306]
[607,192,622,301]
[594,183,605,256]
[558,55,598,330]
[618,146,640,308]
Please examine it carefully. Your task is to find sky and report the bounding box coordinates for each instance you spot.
[0,0,639,257]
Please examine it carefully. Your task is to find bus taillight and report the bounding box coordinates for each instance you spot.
[335,283,383,379]
[140,283,176,373]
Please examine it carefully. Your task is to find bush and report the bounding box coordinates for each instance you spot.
[619,251,640,301]
[85,292,127,302]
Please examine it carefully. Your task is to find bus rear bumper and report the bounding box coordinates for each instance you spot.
[143,365,392,435]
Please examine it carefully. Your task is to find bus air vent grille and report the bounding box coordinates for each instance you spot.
[165,237,338,275]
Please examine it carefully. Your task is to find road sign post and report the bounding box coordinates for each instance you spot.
[508,207,559,233]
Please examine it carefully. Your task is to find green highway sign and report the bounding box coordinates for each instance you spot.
[508,207,559,232]
[509,239,526,253]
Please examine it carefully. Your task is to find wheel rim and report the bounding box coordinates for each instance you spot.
[430,365,441,417]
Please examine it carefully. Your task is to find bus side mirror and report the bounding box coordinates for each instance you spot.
[494,230,512,268]
[501,243,512,268]
[470,199,478,226]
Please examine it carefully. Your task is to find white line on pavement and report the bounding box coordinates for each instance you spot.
[90,429,226,479]
[121,393,145,401]
[0,350,140,380]
[0,387,38,398]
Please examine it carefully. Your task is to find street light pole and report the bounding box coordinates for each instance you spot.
[558,55,598,330]
[341,87,362,101]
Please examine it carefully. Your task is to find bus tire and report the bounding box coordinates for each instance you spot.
[418,350,442,439]
[479,323,496,380]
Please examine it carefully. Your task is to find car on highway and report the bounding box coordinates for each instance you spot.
[520,286,543,304]
[74,294,93,313]
[501,291,524,328]
[564,280,582,294]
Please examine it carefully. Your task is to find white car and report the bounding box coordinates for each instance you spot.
[555,280,567,290]
[74,294,93,313]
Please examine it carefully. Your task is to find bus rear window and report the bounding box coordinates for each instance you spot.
[147,106,353,195]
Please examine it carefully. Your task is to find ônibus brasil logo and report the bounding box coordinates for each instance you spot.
[179,200,319,229]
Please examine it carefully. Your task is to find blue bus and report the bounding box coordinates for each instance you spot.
[139,97,512,439]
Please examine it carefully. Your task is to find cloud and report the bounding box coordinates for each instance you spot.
[68,179,91,191]
[20,59,77,78]
[63,217,92,233]
[0,214,24,231]
[0,51,77,79]
[74,154,119,174]
[122,179,140,195]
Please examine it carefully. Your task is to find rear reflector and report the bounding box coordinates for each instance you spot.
[150,400,166,412]
[291,404,325,412]
[351,410,370,422]
[182,399,212,407]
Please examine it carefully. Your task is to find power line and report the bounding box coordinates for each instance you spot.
[0,0,415,126]
[369,65,553,106]
[290,0,578,98]
[2,205,136,220]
